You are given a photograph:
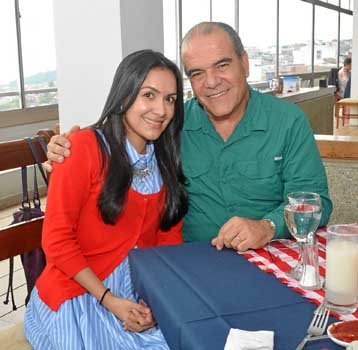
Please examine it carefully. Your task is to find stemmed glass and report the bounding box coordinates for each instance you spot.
[284,192,322,286]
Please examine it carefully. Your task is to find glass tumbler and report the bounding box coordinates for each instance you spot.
[325,224,358,314]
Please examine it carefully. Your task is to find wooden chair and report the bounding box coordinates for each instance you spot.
[335,98,358,128]
[0,129,54,261]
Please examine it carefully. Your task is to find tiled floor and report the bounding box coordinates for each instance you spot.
[334,116,358,136]
[0,203,27,332]
[0,255,27,331]
[0,198,47,333]
[334,124,358,136]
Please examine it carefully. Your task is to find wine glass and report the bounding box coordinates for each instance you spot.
[284,192,322,280]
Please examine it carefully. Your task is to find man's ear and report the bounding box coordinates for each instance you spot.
[241,50,250,78]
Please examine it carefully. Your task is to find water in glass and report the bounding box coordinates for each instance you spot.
[284,192,322,283]
[284,203,321,243]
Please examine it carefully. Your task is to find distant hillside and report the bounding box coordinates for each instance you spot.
[25,70,56,85]
[5,70,56,89]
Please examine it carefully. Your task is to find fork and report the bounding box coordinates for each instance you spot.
[296,304,330,350]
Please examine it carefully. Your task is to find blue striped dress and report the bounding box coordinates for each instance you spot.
[24,138,170,350]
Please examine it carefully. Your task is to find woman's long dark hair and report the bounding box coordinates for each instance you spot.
[91,49,188,231]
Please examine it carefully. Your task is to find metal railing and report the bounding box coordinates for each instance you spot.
[0,87,57,98]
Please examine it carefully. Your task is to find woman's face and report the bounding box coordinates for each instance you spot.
[123,67,177,154]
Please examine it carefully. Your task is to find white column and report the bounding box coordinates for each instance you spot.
[347,0,358,126]
[120,0,164,56]
[53,0,164,130]
[351,0,358,98]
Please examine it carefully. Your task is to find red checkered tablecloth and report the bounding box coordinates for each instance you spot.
[242,228,358,321]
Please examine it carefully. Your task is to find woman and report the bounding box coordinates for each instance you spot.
[24,50,188,349]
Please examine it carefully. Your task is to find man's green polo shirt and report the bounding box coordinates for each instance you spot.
[181,88,332,242]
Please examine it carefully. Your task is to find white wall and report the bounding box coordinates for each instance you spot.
[120,0,164,56]
[53,0,164,131]
[53,0,122,130]
[352,0,358,97]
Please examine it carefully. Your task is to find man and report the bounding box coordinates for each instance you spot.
[46,22,332,252]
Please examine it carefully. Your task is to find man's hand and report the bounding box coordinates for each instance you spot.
[211,217,275,252]
[43,125,80,172]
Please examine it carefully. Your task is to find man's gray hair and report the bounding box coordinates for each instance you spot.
[181,22,245,59]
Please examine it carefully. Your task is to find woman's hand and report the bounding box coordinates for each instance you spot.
[103,293,156,332]
[72,268,156,332]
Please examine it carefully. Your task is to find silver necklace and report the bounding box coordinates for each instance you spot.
[133,166,151,180]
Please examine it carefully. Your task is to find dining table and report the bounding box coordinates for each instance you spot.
[128,235,349,350]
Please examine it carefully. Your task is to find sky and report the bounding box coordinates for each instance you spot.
[0,0,56,85]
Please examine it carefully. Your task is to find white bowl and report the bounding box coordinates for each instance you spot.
[327,321,358,347]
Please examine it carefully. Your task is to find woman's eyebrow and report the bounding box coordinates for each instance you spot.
[140,86,160,92]
[140,86,177,95]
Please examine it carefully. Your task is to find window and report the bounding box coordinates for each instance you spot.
[212,0,236,28]
[163,0,178,65]
[279,0,312,75]
[339,0,352,10]
[174,0,352,85]
[181,0,211,97]
[239,0,277,82]
[0,0,20,111]
[314,6,338,72]
[339,12,353,66]
[0,0,57,113]
[19,0,57,107]
[182,0,211,38]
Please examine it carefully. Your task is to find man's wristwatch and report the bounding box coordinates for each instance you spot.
[263,219,276,236]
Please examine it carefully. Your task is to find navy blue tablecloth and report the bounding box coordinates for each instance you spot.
[129,242,343,350]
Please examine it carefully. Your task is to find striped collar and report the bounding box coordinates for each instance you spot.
[125,139,155,169]
[95,129,155,169]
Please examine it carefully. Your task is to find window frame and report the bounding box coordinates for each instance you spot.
[175,0,353,84]
[0,0,58,125]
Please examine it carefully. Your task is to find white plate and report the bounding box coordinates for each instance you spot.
[327,321,352,347]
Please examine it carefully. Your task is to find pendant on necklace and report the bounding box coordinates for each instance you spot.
[133,167,151,180]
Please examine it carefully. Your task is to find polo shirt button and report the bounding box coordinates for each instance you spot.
[229,206,236,212]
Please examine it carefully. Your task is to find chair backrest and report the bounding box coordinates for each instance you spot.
[344,75,351,98]
[328,67,340,91]
[0,129,55,261]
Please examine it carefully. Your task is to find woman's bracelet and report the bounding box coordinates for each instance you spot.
[99,288,111,305]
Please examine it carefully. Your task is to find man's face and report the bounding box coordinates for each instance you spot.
[182,30,249,123]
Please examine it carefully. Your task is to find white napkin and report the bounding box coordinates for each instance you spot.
[347,341,358,350]
[224,328,274,350]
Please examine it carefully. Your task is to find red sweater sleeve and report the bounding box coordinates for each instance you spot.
[156,220,183,246]
[42,130,98,278]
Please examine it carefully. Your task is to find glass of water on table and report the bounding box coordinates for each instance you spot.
[284,192,322,289]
